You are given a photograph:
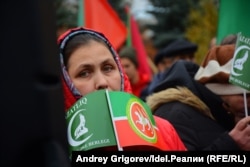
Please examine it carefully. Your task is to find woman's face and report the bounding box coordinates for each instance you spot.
[67,40,122,95]
[221,94,250,123]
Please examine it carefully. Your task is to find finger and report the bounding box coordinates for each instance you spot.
[236,116,250,131]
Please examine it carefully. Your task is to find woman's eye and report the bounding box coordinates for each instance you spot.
[103,65,113,72]
[79,70,90,78]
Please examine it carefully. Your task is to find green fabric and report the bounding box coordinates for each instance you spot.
[77,0,84,26]
[229,33,250,91]
[108,91,155,125]
[217,0,250,44]
[66,90,116,153]
[126,11,131,47]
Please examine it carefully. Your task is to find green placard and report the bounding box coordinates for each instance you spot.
[66,90,116,155]
[229,32,250,91]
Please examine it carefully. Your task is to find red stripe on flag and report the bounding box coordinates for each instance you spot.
[114,119,168,150]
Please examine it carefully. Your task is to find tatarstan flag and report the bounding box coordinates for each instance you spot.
[107,91,168,151]
[66,90,168,155]
[78,0,127,50]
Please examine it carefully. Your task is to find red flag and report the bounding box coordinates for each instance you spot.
[83,0,127,50]
[128,10,152,78]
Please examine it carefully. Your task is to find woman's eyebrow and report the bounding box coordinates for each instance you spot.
[101,58,114,64]
[77,64,92,70]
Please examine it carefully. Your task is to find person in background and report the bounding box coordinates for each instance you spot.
[118,46,151,98]
[220,34,237,45]
[209,37,217,48]
[140,38,198,101]
[57,27,186,151]
[208,34,237,49]
[153,49,168,73]
[146,44,250,150]
[154,38,198,72]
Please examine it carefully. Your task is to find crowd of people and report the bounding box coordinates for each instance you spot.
[57,26,250,153]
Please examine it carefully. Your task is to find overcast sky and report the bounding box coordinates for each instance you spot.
[129,0,157,24]
[66,0,157,24]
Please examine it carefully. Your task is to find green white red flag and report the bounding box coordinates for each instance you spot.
[107,91,167,150]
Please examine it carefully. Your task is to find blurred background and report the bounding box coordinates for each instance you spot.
[55,0,219,64]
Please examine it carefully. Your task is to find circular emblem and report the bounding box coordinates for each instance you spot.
[127,99,156,143]
[67,109,92,147]
[231,45,250,76]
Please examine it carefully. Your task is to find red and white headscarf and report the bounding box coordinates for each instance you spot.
[57,27,132,111]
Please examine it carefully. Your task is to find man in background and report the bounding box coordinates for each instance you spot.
[141,38,198,101]
[154,38,198,72]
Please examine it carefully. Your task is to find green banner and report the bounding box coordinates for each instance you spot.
[217,0,250,44]
[229,32,250,91]
[66,90,116,154]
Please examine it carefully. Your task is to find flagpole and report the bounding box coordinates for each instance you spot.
[243,90,248,117]
[125,5,131,47]
[77,0,83,26]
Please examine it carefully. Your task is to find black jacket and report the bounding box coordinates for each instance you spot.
[146,60,239,150]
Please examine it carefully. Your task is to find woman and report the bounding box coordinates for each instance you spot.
[57,27,186,151]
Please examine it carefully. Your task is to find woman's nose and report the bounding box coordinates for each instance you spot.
[95,72,108,90]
